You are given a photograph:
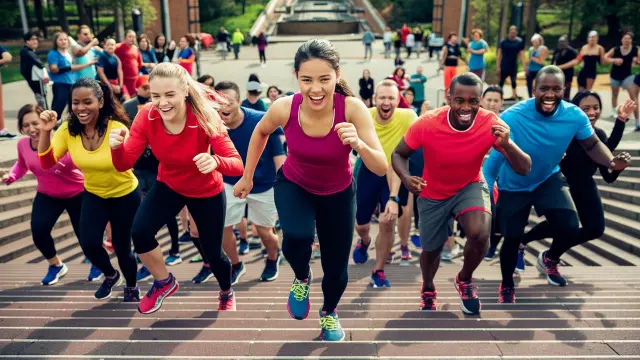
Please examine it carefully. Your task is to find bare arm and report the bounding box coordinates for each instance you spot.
[97,66,110,85]
[117,58,124,87]
[440,46,448,67]
[530,47,548,65]
[496,48,502,72]
[603,47,617,64]
[273,155,286,171]
[72,39,98,57]
[345,97,388,176]
[519,50,528,71]
[0,51,12,65]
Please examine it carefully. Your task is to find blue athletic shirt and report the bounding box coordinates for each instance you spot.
[482,98,593,192]
[223,107,285,193]
[47,49,76,85]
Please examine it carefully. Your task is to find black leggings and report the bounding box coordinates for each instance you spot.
[499,67,518,90]
[32,192,82,260]
[79,189,140,287]
[275,170,355,314]
[51,83,72,120]
[131,181,230,290]
[526,70,539,98]
[259,50,266,63]
[522,177,604,256]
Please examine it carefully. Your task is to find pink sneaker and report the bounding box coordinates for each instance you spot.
[138,273,179,314]
[218,290,236,311]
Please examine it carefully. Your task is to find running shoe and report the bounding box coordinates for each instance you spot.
[260,255,280,282]
[420,288,438,310]
[178,231,192,244]
[0,130,16,139]
[233,227,240,239]
[484,246,497,261]
[218,290,236,311]
[136,265,152,282]
[311,243,321,259]
[94,271,123,300]
[498,283,516,304]
[454,273,481,315]
[231,262,246,285]
[515,248,526,273]
[87,264,104,282]
[352,239,370,264]
[238,239,250,255]
[440,247,453,262]
[192,265,213,284]
[190,254,203,263]
[287,272,312,320]
[123,286,141,302]
[400,245,412,260]
[42,264,68,285]
[138,273,179,314]
[165,254,183,266]
[386,251,395,264]
[370,270,390,288]
[319,309,345,342]
[410,234,421,248]
[536,251,567,287]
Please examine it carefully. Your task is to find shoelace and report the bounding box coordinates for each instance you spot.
[320,314,338,330]
[458,281,478,301]
[290,279,309,301]
[500,287,514,302]
[375,271,387,282]
[146,279,167,297]
[218,294,233,310]
[420,292,437,308]
[544,256,560,275]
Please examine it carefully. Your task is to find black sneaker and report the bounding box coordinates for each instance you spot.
[192,265,213,284]
[498,283,515,303]
[231,262,246,285]
[124,286,140,302]
[94,271,123,300]
[536,251,567,287]
[178,231,192,244]
[0,131,16,140]
[260,255,280,282]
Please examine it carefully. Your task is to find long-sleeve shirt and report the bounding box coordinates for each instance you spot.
[19,46,45,81]
[561,120,625,184]
[39,120,139,198]
[7,137,84,198]
[111,103,244,198]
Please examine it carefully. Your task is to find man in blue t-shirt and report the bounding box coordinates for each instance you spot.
[409,66,427,111]
[215,81,286,285]
[483,66,631,301]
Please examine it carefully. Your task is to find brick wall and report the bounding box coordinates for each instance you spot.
[441,0,462,37]
[145,0,199,42]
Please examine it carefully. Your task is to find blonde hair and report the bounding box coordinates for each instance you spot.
[531,33,544,46]
[149,63,227,136]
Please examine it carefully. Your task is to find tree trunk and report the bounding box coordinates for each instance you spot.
[525,0,539,46]
[34,0,47,37]
[53,0,70,33]
[605,0,621,40]
[498,0,510,43]
[114,6,125,41]
[75,0,91,26]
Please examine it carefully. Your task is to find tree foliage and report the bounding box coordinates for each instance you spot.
[86,0,157,27]
[471,0,501,44]
[0,0,20,28]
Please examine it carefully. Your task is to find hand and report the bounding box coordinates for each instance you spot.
[404,175,426,195]
[383,200,399,221]
[43,77,50,84]
[109,128,126,150]
[2,173,12,185]
[492,123,511,148]
[193,153,218,174]
[39,110,58,132]
[232,176,254,199]
[335,122,362,150]
[420,101,429,115]
[90,59,98,65]
[614,58,623,66]
[609,152,632,172]
[616,98,636,122]
[90,38,99,46]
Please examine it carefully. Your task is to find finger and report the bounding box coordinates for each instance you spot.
[192,153,205,162]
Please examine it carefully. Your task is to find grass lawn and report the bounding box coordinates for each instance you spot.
[201,3,265,41]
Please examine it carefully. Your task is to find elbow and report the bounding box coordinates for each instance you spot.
[373,163,389,177]
[515,157,532,176]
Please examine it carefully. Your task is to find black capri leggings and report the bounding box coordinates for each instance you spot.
[274,169,356,314]
[79,189,140,287]
[131,181,231,290]
[31,192,82,260]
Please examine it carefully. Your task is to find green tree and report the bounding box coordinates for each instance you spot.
[0,0,20,28]
[471,0,500,44]
[199,0,237,23]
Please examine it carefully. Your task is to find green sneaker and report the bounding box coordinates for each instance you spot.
[319,309,345,341]
[190,254,203,263]
[287,271,312,320]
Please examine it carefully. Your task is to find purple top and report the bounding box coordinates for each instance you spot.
[281,93,353,195]
[6,137,84,198]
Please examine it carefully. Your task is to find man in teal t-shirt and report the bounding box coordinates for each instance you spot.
[409,66,427,110]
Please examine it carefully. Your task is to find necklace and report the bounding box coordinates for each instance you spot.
[82,130,97,140]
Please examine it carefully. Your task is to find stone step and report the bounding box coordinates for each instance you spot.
[604,211,640,240]
[0,223,76,263]
[598,185,640,205]
[0,204,31,230]
[599,226,640,258]
[601,197,640,222]
[0,179,38,197]
[0,191,35,212]
[623,166,640,178]
[595,175,640,191]
[0,211,71,250]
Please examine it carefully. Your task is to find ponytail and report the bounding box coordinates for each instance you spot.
[335,78,354,97]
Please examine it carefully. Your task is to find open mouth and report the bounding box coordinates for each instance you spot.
[458,113,472,122]
[221,111,231,117]
[380,104,392,117]
[158,106,173,114]
[76,112,91,121]
[309,95,325,105]
[542,100,556,112]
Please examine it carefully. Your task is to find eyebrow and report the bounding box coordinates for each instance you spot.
[299,74,332,79]
[151,91,177,95]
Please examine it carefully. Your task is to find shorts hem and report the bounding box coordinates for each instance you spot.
[456,206,491,219]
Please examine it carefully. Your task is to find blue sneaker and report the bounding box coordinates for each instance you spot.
[231,262,246,285]
[178,231,192,244]
[515,248,526,273]
[137,265,152,282]
[135,254,142,264]
[94,271,123,300]
[165,254,183,266]
[192,265,213,284]
[87,264,103,282]
[410,234,421,248]
[319,309,345,341]
[484,246,497,261]
[370,270,390,288]
[42,264,68,285]
[123,286,140,302]
[82,257,90,264]
[287,271,312,320]
[260,255,280,282]
[352,239,370,264]
[238,239,249,255]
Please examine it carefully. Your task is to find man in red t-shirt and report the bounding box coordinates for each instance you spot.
[391,73,531,315]
[115,30,142,97]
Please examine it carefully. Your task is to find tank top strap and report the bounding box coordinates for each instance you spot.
[286,93,304,130]
[333,92,347,125]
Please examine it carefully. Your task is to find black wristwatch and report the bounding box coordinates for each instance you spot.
[389,196,400,203]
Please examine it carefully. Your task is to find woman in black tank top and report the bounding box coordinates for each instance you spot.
[605,32,640,127]
[558,31,608,92]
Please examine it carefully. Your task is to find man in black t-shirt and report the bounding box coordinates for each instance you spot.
[496,26,526,99]
[552,36,578,100]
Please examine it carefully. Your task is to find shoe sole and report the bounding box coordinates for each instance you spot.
[260,257,281,282]
[483,256,493,261]
[320,331,346,342]
[369,278,390,288]
[454,282,481,315]
[88,274,104,282]
[43,265,69,286]
[231,267,247,285]
[546,276,567,287]
[514,267,525,274]
[399,260,410,267]
[94,275,123,300]
[165,259,183,266]
[138,280,180,314]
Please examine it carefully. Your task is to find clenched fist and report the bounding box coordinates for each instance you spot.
[193,153,218,174]
[39,110,58,132]
[109,128,126,150]
[335,122,362,150]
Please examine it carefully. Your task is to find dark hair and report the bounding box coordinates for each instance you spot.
[623,32,634,39]
[198,74,214,85]
[404,87,415,96]
[248,73,260,83]
[483,85,504,98]
[214,81,241,101]
[448,32,458,40]
[534,65,565,86]
[67,78,130,137]
[154,34,166,49]
[571,90,602,109]
[294,39,354,97]
[17,104,44,133]
[449,72,482,95]
[393,67,405,78]
[267,85,282,95]
[23,31,38,42]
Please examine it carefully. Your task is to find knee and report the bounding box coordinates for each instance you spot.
[582,223,605,241]
[30,219,52,240]
[463,224,490,243]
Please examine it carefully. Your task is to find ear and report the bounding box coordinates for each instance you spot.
[99,98,104,109]
[336,69,341,83]
[445,92,451,105]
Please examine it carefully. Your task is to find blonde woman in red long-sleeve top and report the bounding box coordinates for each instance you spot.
[109,63,244,314]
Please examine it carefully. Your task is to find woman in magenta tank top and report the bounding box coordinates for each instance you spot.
[232,39,387,341]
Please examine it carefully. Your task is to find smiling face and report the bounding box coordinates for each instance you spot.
[56,33,69,50]
[20,112,41,139]
[125,31,136,46]
[534,73,564,115]
[578,95,601,126]
[72,87,103,126]
[139,37,150,51]
[149,77,188,123]
[481,91,503,115]
[217,88,241,127]
[447,83,482,129]
[375,85,399,121]
[179,37,188,49]
[296,59,338,111]
[104,39,116,54]
[267,87,279,101]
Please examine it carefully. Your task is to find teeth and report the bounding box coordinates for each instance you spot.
[310,96,323,101]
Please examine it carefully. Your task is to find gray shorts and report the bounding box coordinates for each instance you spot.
[610,75,635,89]
[417,182,491,251]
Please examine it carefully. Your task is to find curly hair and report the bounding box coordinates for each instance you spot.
[67,78,130,137]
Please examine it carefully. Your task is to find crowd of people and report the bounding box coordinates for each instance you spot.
[0,27,637,343]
